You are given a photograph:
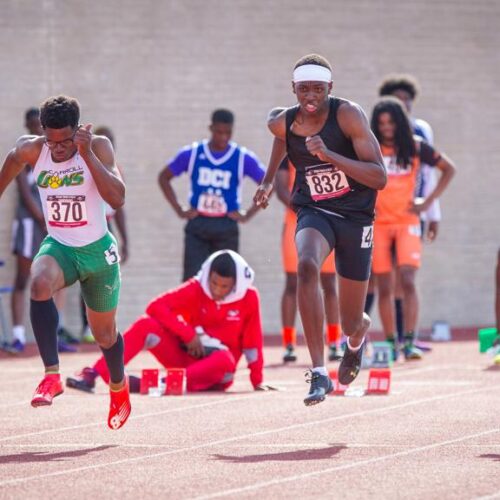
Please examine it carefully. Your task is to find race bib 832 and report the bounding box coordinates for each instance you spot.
[305,163,351,201]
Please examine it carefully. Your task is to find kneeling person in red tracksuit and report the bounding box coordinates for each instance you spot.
[67,250,267,393]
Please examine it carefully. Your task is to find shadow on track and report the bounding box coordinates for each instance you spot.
[0,445,116,464]
[211,443,348,463]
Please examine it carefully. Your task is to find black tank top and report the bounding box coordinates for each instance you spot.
[286,96,376,224]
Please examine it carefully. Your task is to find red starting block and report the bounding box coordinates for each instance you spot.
[165,368,186,395]
[366,368,391,395]
[328,369,349,395]
[140,369,159,395]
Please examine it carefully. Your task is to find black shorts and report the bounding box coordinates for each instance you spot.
[183,215,239,281]
[296,206,373,281]
[11,217,46,260]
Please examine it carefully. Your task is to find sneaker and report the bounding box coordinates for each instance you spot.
[1,339,25,354]
[414,340,432,352]
[108,378,131,430]
[57,326,80,345]
[66,367,98,393]
[386,337,399,362]
[283,344,297,363]
[81,327,95,344]
[338,341,364,385]
[58,339,77,353]
[328,344,343,361]
[303,370,333,406]
[404,344,423,360]
[31,374,64,407]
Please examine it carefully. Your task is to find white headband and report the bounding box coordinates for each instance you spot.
[293,64,332,83]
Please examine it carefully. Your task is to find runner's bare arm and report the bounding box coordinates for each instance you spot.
[254,111,288,207]
[253,136,287,208]
[0,136,42,199]
[306,102,386,190]
[413,153,456,213]
[275,168,291,207]
[158,166,198,219]
[79,127,125,209]
[267,107,286,134]
[17,168,44,223]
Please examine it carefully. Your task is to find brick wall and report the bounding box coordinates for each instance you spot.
[0,0,499,339]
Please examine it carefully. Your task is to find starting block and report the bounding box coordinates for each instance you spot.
[328,367,391,397]
[328,369,349,395]
[140,369,160,395]
[370,341,393,368]
[165,368,186,395]
[478,328,499,353]
[141,368,187,396]
[366,368,391,395]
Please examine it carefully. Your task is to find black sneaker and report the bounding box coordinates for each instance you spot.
[328,344,343,361]
[303,370,333,406]
[283,344,297,363]
[338,341,364,385]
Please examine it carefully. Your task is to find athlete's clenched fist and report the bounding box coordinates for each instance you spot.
[253,182,273,209]
[74,124,93,154]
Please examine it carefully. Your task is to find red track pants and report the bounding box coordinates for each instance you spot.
[93,315,236,392]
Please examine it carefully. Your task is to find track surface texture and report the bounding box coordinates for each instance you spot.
[1,339,499,499]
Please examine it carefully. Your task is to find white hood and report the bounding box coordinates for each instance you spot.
[195,250,255,304]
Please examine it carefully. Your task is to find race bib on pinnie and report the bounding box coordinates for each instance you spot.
[46,195,88,227]
[305,163,351,201]
[197,191,228,216]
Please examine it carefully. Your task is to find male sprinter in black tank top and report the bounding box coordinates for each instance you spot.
[254,54,386,406]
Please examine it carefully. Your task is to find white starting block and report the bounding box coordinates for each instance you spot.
[431,321,451,342]
[370,341,393,368]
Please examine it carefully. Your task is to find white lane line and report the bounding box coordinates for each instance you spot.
[194,428,500,499]
[4,441,500,451]
[476,492,500,500]
[0,384,498,487]
[397,381,475,387]
[392,364,484,375]
[0,391,279,443]
[0,401,31,409]
[0,443,180,449]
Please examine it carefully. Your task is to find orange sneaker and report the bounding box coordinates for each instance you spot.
[108,378,131,430]
[31,374,64,407]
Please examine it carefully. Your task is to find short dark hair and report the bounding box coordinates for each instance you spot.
[294,53,332,71]
[378,74,420,100]
[371,97,415,167]
[25,107,39,122]
[40,95,80,129]
[211,109,234,125]
[210,252,236,279]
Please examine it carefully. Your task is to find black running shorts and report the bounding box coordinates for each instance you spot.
[296,206,373,281]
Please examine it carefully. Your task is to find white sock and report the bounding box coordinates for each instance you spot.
[12,325,26,344]
[312,366,328,376]
[347,337,363,353]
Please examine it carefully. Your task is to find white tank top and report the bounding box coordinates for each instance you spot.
[33,144,107,247]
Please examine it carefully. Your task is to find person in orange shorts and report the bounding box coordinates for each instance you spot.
[276,157,342,363]
[370,97,455,360]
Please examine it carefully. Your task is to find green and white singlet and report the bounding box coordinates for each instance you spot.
[33,144,108,247]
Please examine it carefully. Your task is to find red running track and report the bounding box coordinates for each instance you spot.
[0,340,499,499]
